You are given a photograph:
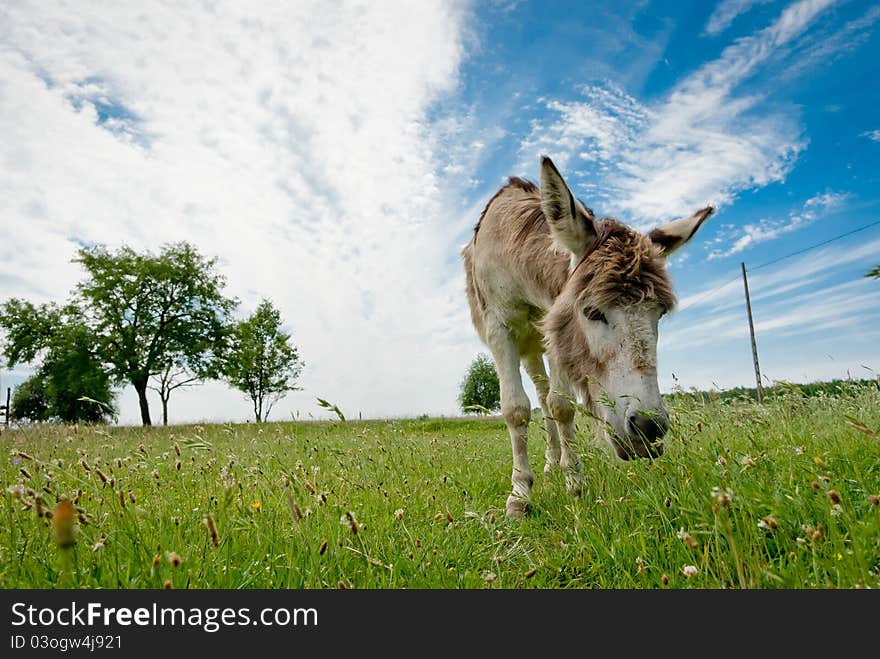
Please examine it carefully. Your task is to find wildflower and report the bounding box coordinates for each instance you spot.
[827,490,840,505]
[683,565,698,578]
[393,508,404,520]
[151,555,161,567]
[52,499,77,548]
[251,501,261,511]
[483,571,496,584]
[167,552,183,567]
[92,537,106,552]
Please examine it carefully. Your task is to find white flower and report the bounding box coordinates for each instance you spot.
[683,565,698,578]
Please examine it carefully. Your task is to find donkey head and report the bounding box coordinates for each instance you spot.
[539,156,712,460]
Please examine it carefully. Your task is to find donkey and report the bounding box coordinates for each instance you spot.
[462,156,713,518]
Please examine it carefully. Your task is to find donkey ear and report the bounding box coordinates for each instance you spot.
[648,206,714,256]
[540,156,597,260]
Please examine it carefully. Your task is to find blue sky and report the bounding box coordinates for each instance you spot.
[0,0,878,424]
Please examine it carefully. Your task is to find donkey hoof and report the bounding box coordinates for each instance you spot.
[505,496,530,520]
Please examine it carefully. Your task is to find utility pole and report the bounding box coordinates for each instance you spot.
[2,387,9,428]
[741,262,764,403]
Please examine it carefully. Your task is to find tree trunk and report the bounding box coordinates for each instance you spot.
[134,378,152,427]
[162,395,169,426]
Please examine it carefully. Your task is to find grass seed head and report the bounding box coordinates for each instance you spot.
[759,516,779,530]
[319,539,328,556]
[51,498,77,548]
[869,495,879,506]
[827,490,840,504]
[167,552,183,567]
[204,515,220,547]
[343,511,359,534]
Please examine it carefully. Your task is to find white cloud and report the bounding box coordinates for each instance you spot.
[519,0,838,226]
[707,190,850,258]
[862,129,880,142]
[704,0,775,36]
[676,234,880,315]
[0,1,476,424]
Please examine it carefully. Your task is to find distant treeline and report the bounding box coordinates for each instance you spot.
[663,377,879,404]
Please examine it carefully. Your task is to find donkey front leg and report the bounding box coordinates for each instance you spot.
[546,373,583,497]
[487,328,534,519]
[521,353,561,476]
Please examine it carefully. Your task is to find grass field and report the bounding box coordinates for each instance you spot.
[2,382,879,589]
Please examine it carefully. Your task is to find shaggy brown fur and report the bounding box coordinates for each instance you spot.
[464,179,675,396]
[541,220,674,392]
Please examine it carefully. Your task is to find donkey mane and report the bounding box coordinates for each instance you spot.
[570,219,676,310]
[541,220,675,391]
[462,156,712,518]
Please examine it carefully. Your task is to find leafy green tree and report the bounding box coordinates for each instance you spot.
[10,374,50,422]
[223,299,303,422]
[868,265,880,279]
[75,242,237,426]
[458,353,500,414]
[0,301,115,423]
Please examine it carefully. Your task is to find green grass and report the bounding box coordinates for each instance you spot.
[2,382,879,589]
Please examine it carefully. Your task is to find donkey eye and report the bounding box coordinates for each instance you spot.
[584,307,607,324]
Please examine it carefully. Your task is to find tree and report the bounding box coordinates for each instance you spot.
[0,301,116,423]
[223,299,303,422]
[868,265,880,279]
[458,353,500,414]
[75,242,237,426]
[148,358,202,427]
[10,374,50,422]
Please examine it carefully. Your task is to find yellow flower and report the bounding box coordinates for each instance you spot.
[251,501,261,510]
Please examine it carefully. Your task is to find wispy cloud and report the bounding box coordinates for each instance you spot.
[519,0,838,226]
[862,129,880,142]
[704,0,775,36]
[676,234,880,313]
[0,1,474,423]
[707,190,850,259]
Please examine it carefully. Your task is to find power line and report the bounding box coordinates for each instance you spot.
[677,217,880,312]
[751,218,880,271]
